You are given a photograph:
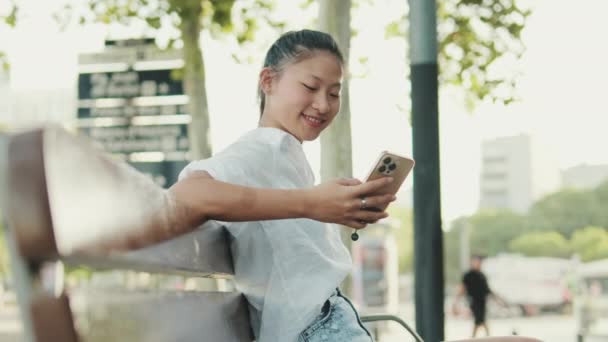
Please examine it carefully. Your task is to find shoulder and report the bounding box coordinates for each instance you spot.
[178,129,279,185]
[463,270,475,283]
[219,127,297,166]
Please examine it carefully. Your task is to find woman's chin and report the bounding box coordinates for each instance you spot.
[302,131,322,142]
[290,126,325,142]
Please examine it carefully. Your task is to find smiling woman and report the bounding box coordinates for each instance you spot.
[172,29,386,342]
[259,51,343,142]
[257,29,344,142]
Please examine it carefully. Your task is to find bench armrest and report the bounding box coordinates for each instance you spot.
[360,314,424,342]
[360,314,542,342]
[445,338,542,342]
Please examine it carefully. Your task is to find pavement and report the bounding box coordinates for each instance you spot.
[0,305,22,342]
[0,302,581,342]
[374,313,577,342]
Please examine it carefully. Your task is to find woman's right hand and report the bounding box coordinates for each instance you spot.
[304,177,397,229]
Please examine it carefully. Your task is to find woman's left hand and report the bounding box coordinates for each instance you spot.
[304,177,397,229]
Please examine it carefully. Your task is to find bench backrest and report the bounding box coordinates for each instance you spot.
[0,126,253,342]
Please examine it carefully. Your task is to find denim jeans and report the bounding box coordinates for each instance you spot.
[298,289,373,342]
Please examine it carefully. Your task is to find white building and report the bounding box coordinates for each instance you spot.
[479,134,562,213]
[562,164,608,190]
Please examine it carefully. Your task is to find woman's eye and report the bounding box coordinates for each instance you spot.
[330,93,340,98]
[302,83,317,91]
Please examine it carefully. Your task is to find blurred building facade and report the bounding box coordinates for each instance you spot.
[9,88,75,128]
[562,164,608,190]
[479,134,561,213]
[0,86,75,130]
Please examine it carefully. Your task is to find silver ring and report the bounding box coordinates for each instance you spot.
[360,197,367,210]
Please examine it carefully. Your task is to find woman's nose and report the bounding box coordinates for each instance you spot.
[312,94,330,114]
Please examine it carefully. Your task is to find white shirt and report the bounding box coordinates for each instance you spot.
[178,127,352,342]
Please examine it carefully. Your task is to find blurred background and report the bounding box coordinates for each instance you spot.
[1,0,607,341]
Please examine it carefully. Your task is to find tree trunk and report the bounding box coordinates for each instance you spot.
[318,0,354,296]
[178,1,212,159]
[174,0,215,291]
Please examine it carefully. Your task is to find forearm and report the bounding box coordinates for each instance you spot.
[455,284,465,300]
[90,179,311,252]
[85,171,394,252]
[169,176,310,226]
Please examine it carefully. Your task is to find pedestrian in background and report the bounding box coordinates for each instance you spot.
[453,255,506,337]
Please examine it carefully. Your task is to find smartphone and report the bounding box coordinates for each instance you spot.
[363,151,415,212]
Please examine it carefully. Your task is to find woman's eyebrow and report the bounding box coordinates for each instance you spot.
[310,75,341,88]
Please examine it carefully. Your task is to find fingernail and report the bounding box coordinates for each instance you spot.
[386,177,394,182]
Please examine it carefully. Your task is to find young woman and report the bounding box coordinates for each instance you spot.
[174,30,394,341]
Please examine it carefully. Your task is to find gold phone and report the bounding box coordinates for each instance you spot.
[363,151,415,211]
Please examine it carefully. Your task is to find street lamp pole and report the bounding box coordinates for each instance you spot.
[409,0,445,341]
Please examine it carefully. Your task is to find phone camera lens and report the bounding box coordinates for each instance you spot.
[383,157,392,164]
[378,165,387,173]
[389,163,397,171]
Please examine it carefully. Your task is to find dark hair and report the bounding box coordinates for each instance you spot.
[258,29,344,116]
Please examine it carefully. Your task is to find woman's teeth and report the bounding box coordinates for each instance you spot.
[303,115,322,125]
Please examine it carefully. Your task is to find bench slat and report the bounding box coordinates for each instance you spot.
[8,126,233,276]
[7,130,58,258]
[70,290,253,342]
[30,294,79,342]
[62,224,233,278]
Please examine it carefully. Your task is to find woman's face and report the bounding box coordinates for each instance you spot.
[259,51,343,142]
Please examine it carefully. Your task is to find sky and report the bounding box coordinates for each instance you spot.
[1,0,608,224]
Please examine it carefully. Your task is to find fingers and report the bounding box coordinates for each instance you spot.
[360,193,396,210]
[335,178,362,186]
[343,220,367,229]
[342,207,391,229]
[351,210,389,223]
[353,176,393,196]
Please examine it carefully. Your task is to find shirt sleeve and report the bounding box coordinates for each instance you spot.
[178,139,276,188]
[177,139,277,229]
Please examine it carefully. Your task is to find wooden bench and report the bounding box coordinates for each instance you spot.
[1,126,251,342]
[0,126,541,342]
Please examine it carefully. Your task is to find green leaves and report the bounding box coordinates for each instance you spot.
[507,227,608,261]
[384,20,404,40]
[439,0,529,109]
[56,0,275,50]
[571,226,608,262]
[236,17,256,44]
[468,209,526,257]
[386,0,531,110]
[527,189,603,238]
[509,231,571,258]
[0,2,18,71]
[447,179,608,262]
[2,3,17,27]
[210,0,236,29]
[230,0,277,44]
[145,16,162,29]
[0,51,9,72]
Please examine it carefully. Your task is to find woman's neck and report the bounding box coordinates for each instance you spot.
[258,115,302,144]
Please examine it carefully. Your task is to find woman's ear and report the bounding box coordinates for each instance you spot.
[259,67,274,95]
